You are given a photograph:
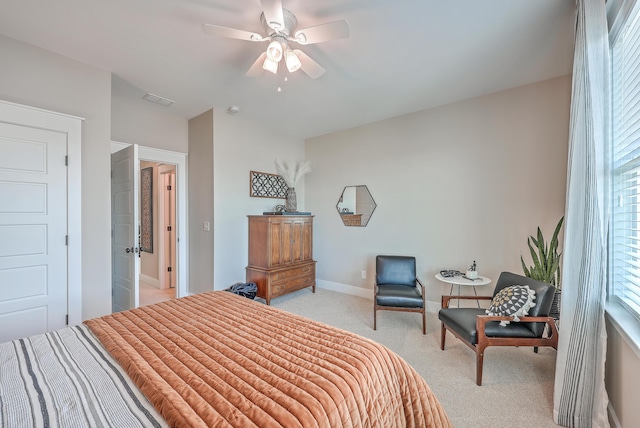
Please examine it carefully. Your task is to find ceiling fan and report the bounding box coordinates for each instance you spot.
[202,0,349,79]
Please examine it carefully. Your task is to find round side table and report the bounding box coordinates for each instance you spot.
[435,273,492,307]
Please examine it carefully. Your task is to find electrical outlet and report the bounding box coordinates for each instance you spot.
[361,270,367,279]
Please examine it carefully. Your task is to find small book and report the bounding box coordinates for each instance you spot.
[440,269,463,278]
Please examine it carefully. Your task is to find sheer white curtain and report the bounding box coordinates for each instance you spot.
[553,0,610,426]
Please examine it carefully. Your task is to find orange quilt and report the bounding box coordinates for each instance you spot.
[85,291,451,427]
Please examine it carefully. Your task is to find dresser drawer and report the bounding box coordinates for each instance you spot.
[271,272,315,296]
[271,263,315,282]
[247,260,316,305]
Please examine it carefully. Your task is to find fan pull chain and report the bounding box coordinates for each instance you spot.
[277,75,288,93]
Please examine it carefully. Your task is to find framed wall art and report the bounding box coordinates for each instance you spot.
[249,170,288,199]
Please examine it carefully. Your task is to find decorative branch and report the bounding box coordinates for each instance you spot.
[274,158,311,188]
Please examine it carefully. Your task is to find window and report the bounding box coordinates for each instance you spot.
[611,1,640,321]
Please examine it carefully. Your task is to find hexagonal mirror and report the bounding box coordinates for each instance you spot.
[336,185,377,227]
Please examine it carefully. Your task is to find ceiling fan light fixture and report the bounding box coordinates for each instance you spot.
[295,32,307,44]
[285,49,302,72]
[266,39,283,62]
[262,57,278,74]
[203,6,350,80]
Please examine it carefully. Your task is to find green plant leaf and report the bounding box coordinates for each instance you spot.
[521,257,531,277]
[528,238,542,273]
[549,257,561,286]
[536,227,548,262]
[521,217,563,288]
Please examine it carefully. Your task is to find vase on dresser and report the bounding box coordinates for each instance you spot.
[285,187,297,212]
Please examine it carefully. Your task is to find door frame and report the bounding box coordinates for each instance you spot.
[0,99,82,326]
[158,166,176,290]
[111,141,188,300]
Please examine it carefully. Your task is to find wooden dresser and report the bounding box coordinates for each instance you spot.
[340,213,362,226]
[246,215,316,305]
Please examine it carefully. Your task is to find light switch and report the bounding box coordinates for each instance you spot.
[203,221,210,232]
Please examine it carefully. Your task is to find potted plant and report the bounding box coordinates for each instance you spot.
[520,216,564,320]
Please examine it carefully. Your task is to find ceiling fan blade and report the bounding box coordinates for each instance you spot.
[202,24,265,42]
[293,50,325,79]
[294,20,350,45]
[246,52,267,77]
[260,0,285,31]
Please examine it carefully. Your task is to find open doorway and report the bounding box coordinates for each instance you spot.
[139,160,177,306]
[111,142,188,312]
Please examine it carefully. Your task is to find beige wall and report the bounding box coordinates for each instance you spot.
[0,35,113,320]
[187,109,305,293]
[606,317,640,427]
[211,110,306,290]
[305,75,571,307]
[188,110,215,295]
[111,93,188,153]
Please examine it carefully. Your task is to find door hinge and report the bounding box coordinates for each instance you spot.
[65,314,69,325]
[65,155,68,166]
[65,235,69,245]
[167,226,172,231]
[167,266,172,272]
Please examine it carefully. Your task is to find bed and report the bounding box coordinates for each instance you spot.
[1,291,451,427]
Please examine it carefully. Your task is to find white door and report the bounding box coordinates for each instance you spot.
[111,145,139,312]
[0,122,68,342]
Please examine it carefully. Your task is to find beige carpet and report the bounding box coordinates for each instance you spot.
[266,287,559,428]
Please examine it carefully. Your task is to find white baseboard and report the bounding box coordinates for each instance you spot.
[316,279,371,299]
[608,402,622,428]
[140,274,160,289]
[316,279,441,313]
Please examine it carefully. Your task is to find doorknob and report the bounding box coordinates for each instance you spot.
[125,247,134,253]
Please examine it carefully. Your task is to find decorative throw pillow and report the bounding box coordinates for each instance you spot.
[486,285,536,326]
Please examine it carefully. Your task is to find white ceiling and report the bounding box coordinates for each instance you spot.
[0,0,575,139]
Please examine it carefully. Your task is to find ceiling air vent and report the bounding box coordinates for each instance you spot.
[142,92,174,106]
